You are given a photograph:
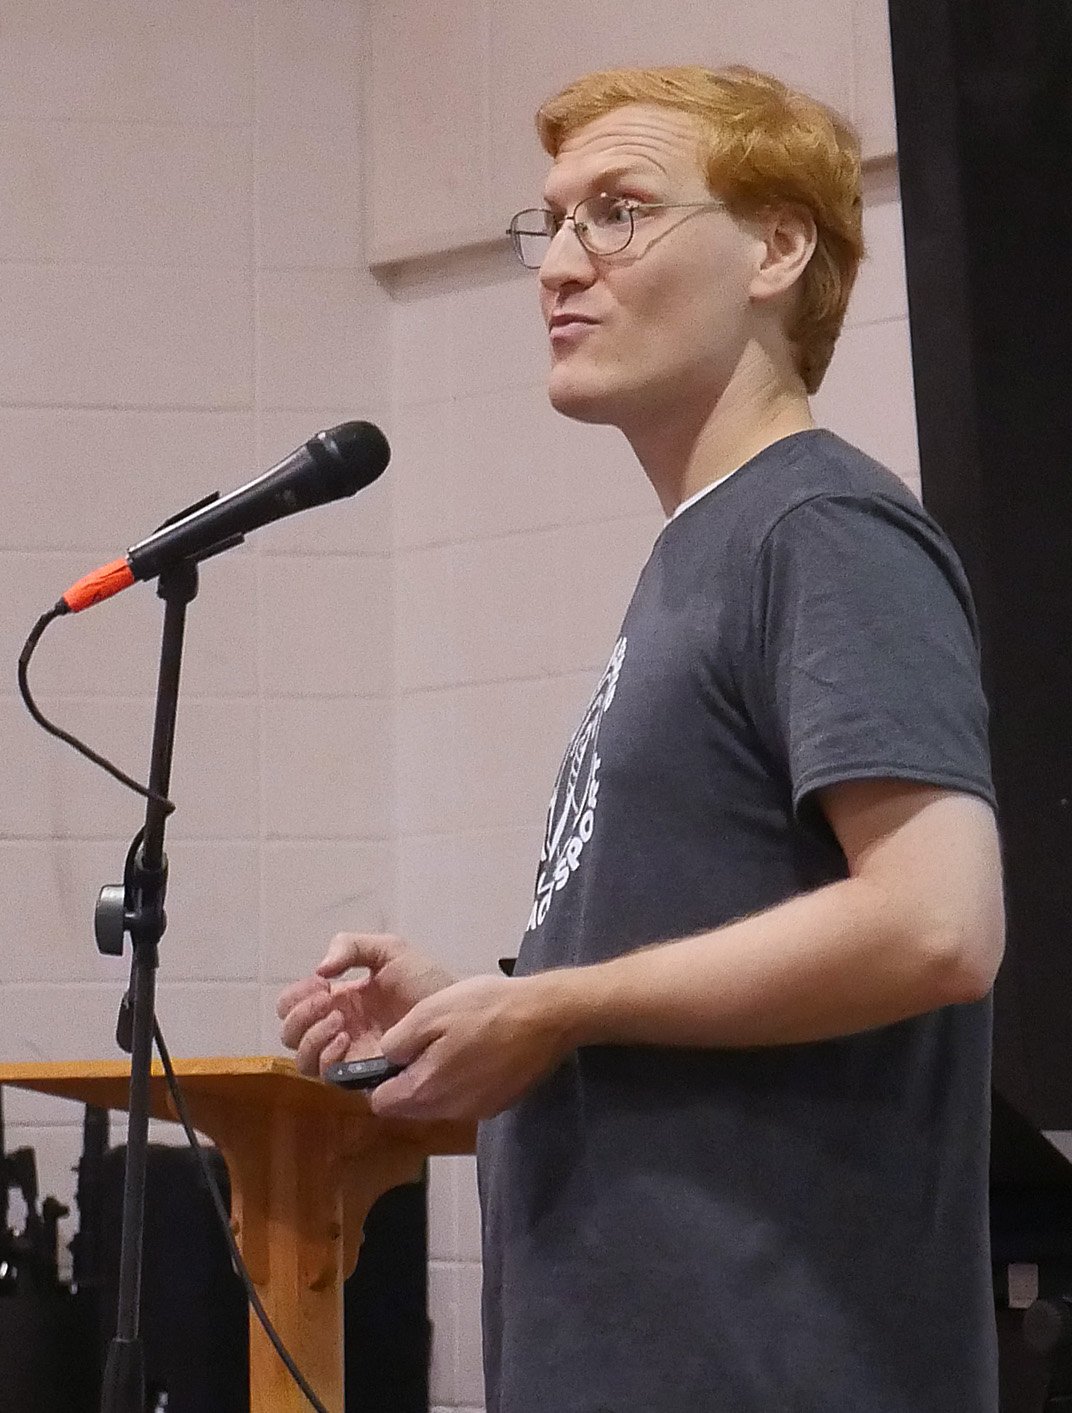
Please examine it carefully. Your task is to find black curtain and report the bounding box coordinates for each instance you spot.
[889,0,1072,1128]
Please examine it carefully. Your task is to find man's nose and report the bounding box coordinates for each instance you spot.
[538,220,597,292]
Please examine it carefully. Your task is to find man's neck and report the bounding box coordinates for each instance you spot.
[624,358,816,517]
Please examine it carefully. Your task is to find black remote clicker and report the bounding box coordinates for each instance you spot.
[323,1056,405,1090]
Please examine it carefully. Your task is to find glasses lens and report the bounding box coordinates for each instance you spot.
[509,209,554,268]
[576,195,634,255]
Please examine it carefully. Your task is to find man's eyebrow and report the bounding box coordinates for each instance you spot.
[541,164,661,211]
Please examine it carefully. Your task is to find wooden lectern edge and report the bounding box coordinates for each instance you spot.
[0,1053,478,1155]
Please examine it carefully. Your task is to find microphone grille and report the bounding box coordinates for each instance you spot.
[309,421,391,494]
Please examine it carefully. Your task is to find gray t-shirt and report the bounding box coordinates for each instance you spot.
[477,429,998,1413]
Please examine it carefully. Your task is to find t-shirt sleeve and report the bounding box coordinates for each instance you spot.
[742,492,995,815]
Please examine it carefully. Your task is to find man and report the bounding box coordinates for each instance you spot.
[279,65,1004,1412]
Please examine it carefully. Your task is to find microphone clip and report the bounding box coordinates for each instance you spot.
[155,489,221,531]
[153,492,246,581]
[95,834,169,963]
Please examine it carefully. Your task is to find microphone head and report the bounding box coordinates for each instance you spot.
[308,421,391,496]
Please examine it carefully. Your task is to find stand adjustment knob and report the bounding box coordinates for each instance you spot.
[95,884,128,957]
[1024,1297,1072,1354]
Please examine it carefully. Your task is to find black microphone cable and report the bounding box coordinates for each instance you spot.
[18,608,331,1413]
[19,605,175,813]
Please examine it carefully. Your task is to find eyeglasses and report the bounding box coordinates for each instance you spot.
[506,194,727,268]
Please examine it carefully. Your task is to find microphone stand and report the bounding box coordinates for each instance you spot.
[95,558,199,1413]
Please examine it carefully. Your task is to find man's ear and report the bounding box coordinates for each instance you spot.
[748,205,817,306]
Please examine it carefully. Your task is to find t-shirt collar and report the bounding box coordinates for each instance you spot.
[668,465,743,522]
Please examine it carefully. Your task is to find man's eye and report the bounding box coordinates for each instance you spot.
[593,197,637,226]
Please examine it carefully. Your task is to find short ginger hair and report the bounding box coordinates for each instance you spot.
[536,65,865,394]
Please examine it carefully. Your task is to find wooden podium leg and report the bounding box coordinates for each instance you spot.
[252,1107,347,1412]
[179,1099,454,1413]
[190,1101,349,1413]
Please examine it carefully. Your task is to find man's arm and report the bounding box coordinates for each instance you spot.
[547,779,1005,1049]
[368,779,1004,1120]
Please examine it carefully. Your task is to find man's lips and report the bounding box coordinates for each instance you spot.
[549,312,599,330]
[549,313,600,343]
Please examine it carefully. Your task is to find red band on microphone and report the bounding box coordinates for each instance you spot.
[62,558,136,613]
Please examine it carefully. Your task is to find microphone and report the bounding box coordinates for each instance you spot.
[59,421,390,613]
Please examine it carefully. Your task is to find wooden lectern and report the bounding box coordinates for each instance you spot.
[0,1056,477,1413]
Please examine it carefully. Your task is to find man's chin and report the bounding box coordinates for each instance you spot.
[546,370,621,425]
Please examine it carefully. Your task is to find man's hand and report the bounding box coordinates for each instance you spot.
[276,932,456,1077]
[368,971,578,1122]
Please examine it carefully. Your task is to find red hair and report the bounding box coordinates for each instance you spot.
[536,66,865,393]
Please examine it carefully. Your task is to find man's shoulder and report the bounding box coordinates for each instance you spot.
[669,429,919,540]
[707,429,939,561]
[740,428,919,515]
[653,429,947,609]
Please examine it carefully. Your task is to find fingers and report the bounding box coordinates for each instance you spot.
[368,1046,436,1117]
[279,983,334,1052]
[275,974,327,1022]
[295,1008,346,1077]
[318,1027,351,1075]
[317,932,403,980]
[281,933,416,1079]
[379,996,435,1065]
[367,1073,412,1116]
[366,1039,478,1121]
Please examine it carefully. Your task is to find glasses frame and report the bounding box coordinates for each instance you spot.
[506,195,727,268]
